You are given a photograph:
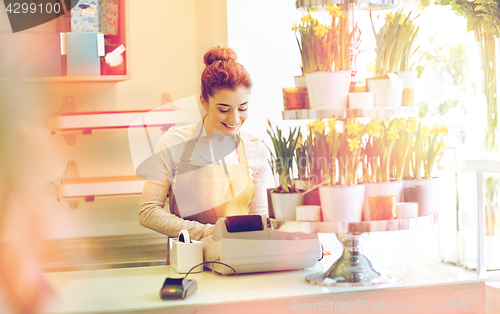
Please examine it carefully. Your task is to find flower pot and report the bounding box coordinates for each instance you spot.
[282,87,309,110]
[296,205,321,221]
[366,74,404,107]
[294,75,307,88]
[271,191,304,221]
[363,181,404,221]
[319,184,365,223]
[399,71,418,107]
[403,178,439,216]
[305,70,351,110]
[348,92,374,109]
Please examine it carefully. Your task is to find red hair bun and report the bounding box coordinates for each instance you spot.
[203,46,237,66]
[201,46,252,102]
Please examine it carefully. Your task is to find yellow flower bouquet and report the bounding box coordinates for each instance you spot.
[370,10,419,78]
[267,120,299,193]
[292,5,360,73]
[412,123,448,179]
[362,118,402,183]
[307,119,329,185]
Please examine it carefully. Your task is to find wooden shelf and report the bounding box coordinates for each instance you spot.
[0,75,130,83]
[282,106,419,120]
[46,95,201,145]
[51,161,148,208]
[54,175,145,199]
[47,108,200,133]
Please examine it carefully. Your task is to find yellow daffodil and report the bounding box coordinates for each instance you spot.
[392,118,406,129]
[301,13,312,24]
[325,3,341,17]
[419,126,430,140]
[429,125,448,135]
[345,121,361,137]
[310,6,318,12]
[296,133,303,149]
[386,127,399,141]
[365,119,383,137]
[309,119,326,134]
[406,117,418,132]
[291,23,299,31]
[313,24,329,37]
[385,12,395,23]
[347,138,360,152]
[327,118,337,133]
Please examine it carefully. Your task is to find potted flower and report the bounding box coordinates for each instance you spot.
[361,118,407,221]
[292,4,361,109]
[318,118,365,223]
[267,120,303,221]
[368,10,419,107]
[403,123,448,216]
[294,130,314,191]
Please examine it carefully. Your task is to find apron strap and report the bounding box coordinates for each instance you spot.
[180,120,204,163]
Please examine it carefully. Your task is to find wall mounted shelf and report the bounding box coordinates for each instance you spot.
[282,106,419,120]
[47,95,201,145]
[52,161,145,209]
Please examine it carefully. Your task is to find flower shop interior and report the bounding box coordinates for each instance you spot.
[1,0,500,313]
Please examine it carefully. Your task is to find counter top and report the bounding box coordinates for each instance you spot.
[42,254,485,314]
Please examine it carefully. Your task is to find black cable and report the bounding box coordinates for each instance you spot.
[183,261,238,279]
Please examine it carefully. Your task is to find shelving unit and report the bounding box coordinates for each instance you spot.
[49,94,201,208]
[0,0,130,82]
[282,106,419,120]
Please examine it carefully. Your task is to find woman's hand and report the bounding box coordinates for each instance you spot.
[207,226,215,236]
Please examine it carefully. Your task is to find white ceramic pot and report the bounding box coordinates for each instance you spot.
[399,71,418,107]
[271,191,304,221]
[366,74,404,107]
[319,184,365,223]
[403,178,439,216]
[305,71,351,110]
[348,92,374,109]
[363,181,404,221]
[296,205,321,221]
[294,75,307,88]
[396,202,419,219]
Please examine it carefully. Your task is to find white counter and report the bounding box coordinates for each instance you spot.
[42,255,486,314]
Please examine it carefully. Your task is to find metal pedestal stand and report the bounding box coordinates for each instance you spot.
[270,214,438,286]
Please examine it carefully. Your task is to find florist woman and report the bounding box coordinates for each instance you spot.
[139,46,269,240]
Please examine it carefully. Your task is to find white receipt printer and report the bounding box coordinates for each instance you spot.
[201,214,322,274]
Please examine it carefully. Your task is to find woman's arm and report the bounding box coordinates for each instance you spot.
[139,142,213,241]
[139,180,212,241]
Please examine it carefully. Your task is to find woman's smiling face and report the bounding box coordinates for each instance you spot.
[201,86,249,135]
